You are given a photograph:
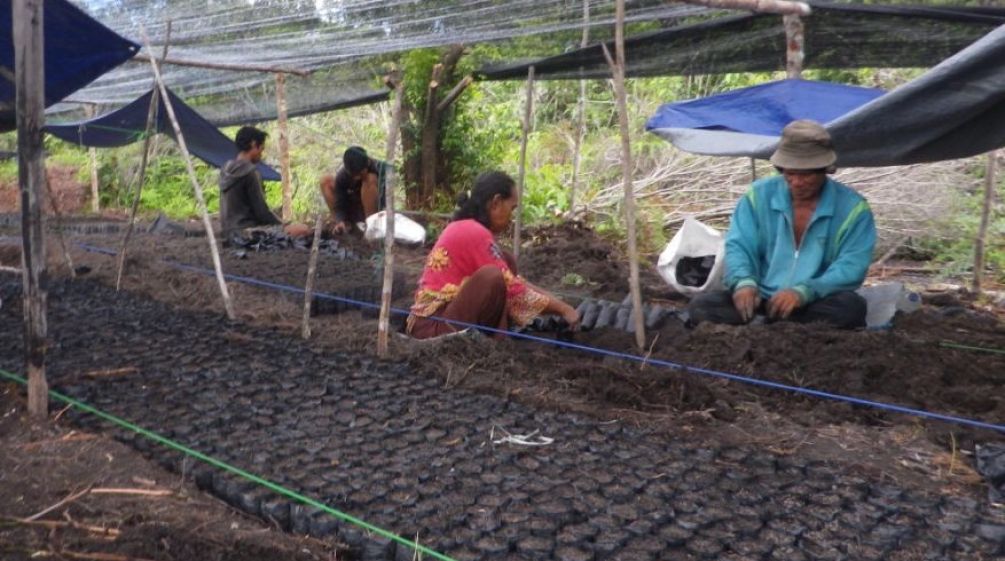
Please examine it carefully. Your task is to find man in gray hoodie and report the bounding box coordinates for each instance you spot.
[219,126,309,238]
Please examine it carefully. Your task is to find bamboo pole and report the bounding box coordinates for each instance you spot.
[750,158,758,182]
[141,29,235,320]
[513,65,535,262]
[15,0,48,418]
[682,0,810,16]
[973,150,999,294]
[85,105,100,213]
[570,0,590,214]
[604,1,646,350]
[132,53,311,77]
[784,14,804,79]
[301,212,324,340]
[116,22,171,292]
[377,74,405,358]
[275,73,292,221]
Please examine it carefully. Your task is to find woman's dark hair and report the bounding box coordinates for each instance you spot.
[453,171,515,229]
[235,126,267,152]
[343,146,370,174]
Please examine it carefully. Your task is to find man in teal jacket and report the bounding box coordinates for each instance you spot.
[688,120,876,329]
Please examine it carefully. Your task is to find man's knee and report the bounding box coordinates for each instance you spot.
[803,291,867,329]
[472,264,506,288]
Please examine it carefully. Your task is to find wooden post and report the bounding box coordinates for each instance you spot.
[750,158,758,182]
[784,14,804,79]
[142,30,236,320]
[301,212,324,340]
[377,74,404,358]
[570,0,590,214]
[604,0,646,349]
[42,176,76,278]
[85,105,100,213]
[15,0,48,418]
[275,73,293,221]
[973,150,999,294]
[116,22,170,291]
[513,65,535,262]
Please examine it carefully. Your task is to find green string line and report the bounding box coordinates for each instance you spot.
[939,341,1005,355]
[0,368,456,561]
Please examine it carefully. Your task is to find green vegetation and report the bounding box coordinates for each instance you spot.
[2,64,998,285]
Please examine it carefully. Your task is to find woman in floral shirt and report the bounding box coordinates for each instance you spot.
[407,171,580,339]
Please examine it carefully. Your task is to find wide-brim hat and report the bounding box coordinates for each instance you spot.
[770,119,836,170]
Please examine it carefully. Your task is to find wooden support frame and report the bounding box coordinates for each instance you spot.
[15,0,48,417]
[276,73,293,221]
[513,66,535,262]
[301,211,324,340]
[784,14,804,79]
[141,29,236,320]
[973,150,999,293]
[132,53,311,77]
[377,75,405,357]
[85,105,100,213]
[570,0,590,214]
[116,22,171,292]
[604,1,646,350]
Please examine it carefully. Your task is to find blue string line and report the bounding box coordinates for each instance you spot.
[73,241,1005,434]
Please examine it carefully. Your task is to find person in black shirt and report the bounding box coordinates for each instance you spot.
[219,126,309,238]
[319,146,386,234]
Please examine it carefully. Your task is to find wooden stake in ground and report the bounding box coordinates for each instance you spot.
[85,105,100,213]
[15,0,48,418]
[276,72,293,221]
[784,14,804,79]
[115,22,171,292]
[42,176,76,278]
[141,29,235,320]
[570,0,590,214]
[301,212,324,340]
[605,0,646,350]
[377,74,405,358]
[973,150,999,293]
[513,65,535,262]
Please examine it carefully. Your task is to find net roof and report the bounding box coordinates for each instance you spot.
[56,1,1005,125]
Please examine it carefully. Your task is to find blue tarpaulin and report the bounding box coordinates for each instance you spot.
[646,24,1005,167]
[46,88,281,181]
[0,0,139,131]
[645,79,885,158]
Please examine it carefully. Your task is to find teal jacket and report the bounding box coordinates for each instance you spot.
[724,175,876,303]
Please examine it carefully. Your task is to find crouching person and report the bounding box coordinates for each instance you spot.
[407,171,580,338]
[688,120,875,329]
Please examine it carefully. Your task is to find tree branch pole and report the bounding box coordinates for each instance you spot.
[604,1,646,350]
[15,0,48,418]
[85,105,100,213]
[973,149,999,294]
[275,73,293,221]
[42,176,75,278]
[377,74,405,357]
[132,53,311,77]
[513,66,535,262]
[570,0,590,214]
[141,29,235,320]
[784,14,804,79]
[301,208,324,340]
[116,22,171,292]
[683,0,810,16]
[434,75,473,113]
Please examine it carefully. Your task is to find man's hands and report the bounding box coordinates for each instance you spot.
[330,220,351,235]
[767,289,802,320]
[732,286,761,323]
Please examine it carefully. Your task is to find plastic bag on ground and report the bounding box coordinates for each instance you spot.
[364,211,427,246]
[657,218,725,297]
[856,282,922,328]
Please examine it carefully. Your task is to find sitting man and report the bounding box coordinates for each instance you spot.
[219,126,309,238]
[319,146,387,235]
[688,120,876,329]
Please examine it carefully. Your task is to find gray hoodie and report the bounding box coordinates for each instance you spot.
[219,159,281,235]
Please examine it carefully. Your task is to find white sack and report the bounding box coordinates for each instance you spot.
[657,217,725,297]
[364,211,427,245]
